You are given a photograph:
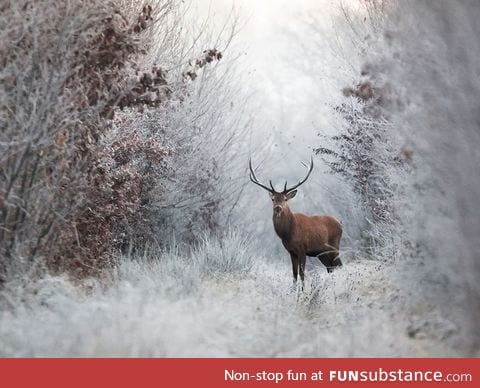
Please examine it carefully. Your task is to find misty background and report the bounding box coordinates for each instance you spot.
[0,0,479,356]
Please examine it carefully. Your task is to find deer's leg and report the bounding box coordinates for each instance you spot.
[317,250,332,272]
[298,254,307,290]
[327,242,342,272]
[331,249,342,269]
[290,252,299,287]
[318,247,342,273]
[329,234,343,271]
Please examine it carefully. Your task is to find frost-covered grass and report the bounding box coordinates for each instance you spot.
[0,232,466,356]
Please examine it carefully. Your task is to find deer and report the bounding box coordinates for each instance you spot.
[249,157,342,289]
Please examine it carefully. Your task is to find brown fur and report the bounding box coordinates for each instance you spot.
[271,191,342,287]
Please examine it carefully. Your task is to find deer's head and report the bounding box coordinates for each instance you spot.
[248,157,313,218]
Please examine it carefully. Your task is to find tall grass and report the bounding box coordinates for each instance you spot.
[0,231,466,356]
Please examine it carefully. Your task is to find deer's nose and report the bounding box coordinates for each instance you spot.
[273,205,282,215]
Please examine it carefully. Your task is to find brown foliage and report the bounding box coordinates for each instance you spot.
[0,0,223,281]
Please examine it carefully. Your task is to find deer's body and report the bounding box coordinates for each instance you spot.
[274,208,342,280]
[249,157,342,289]
[274,211,342,259]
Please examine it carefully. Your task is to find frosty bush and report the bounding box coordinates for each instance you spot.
[192,231,255,277]
[0,0,227,282]
[111,34,250,249]
[317,0,480,352]
[317,83,397,221]
[376,0,480,351]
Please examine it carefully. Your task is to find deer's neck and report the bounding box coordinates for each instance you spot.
[273,207,295,241]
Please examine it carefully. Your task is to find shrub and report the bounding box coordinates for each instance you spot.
[0,0,224,282]
[192,231,255,277]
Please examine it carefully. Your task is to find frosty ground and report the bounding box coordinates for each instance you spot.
[0,233,463,357]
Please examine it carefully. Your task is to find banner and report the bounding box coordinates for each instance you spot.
[0,358,477,387]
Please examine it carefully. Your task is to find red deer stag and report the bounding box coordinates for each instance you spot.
[249,157,342,289]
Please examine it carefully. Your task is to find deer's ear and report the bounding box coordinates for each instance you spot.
[286,190,297,200]
[269,192,274,199]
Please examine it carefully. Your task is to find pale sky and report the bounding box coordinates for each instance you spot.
[191,0,362,180]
